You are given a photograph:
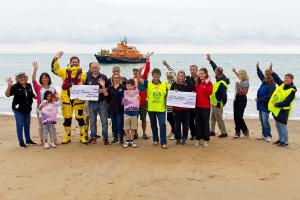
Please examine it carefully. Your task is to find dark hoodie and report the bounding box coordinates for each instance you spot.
[209,60,230,107]
[271,72,297,124]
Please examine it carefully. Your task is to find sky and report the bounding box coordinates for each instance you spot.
[0,0,300,53]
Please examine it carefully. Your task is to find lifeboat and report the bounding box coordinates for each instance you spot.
[95,37,146,64]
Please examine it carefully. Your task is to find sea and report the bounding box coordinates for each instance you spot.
[0,54,299,119]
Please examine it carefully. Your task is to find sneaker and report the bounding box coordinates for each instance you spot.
[51,142,56,148]
[168,132,174,137]
[210,132,216,137]
[233,133,240,139]
[257,135,265,140]
[278,143,289,147]
[88,138,97,144]
[26,140,37,145]
[134,133,139,140]
[153,141,159,146]
[190,136,195,140]
[44,143,50,149]
[218,133,228,138]
[19,143,27,148]
[265,137,272,142]
[111,137,119,144]
[123,141,129,148]
[169,134,175,140]
[243,131,249,138]
[130,141,138,148]
[194,140,200,147]
[176,140,181,145]
[273,140,281,145]
[203,141,209,147]
[103,139,109,145]
[181,139,187,145]
[161,144,168,149]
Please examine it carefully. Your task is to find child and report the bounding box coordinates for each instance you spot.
[39,91,60,149]
[122,79,140,148]
[268,64,297,147]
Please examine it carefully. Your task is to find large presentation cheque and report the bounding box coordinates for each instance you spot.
[166,91,196,108]
[70,85,99,101]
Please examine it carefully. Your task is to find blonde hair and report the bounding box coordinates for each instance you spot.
[111,74,121,85]
[238,69,249,81]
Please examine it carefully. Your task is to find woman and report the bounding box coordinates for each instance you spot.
[138,68,169,149]
[103,74,126,144]
[32,62,57,144]
[5,72,36,148]
[232,67,250,138]
[256,62,276,142]
[170,71,193,145]
[194,68,213,147]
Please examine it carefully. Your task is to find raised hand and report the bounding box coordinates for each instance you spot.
[206,54,211,61]
[269,63,273,72]
[146,52,154,59]
[55,51,64,59]
[162,60,169,68]
[232,67,237,73]
[6,77,13,86]
[256,62,259,69]
[98,79,105,87]
[32,61,39,70]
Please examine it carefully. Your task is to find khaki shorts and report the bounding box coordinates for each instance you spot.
[139,104,147,121]
[124,114,138,130]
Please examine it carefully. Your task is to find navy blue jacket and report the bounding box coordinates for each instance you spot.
[256,67,276,112]
[271,72,297,124]
[209,60,230,107]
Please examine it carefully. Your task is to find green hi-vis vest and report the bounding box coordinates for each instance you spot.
[147,81,169,112]
[210,80,228,108]
[268,83,296,117]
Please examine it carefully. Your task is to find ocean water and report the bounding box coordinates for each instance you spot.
[0,54,299,119]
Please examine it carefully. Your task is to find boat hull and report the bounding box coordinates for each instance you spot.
[95,55,146,64]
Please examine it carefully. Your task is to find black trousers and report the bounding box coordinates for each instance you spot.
[174,110,190,140]
[167,112,175,133]
[233,95,248,135]
[189,109,196,138]
[195,107,211,141]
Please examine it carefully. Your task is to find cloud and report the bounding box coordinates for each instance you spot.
[0,0,300,49]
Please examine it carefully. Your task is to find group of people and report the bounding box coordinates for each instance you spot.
[5,52,297,149]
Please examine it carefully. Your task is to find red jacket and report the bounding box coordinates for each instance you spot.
[139,61,150,105]
[195,81,213,108]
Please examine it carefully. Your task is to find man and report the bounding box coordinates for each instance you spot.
[85,62,110,145]
[108,66,127,86]
[206,54,230,138]
[186,64,198,140]
[51,51,88,144]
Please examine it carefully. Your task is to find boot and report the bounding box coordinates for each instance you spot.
[62,126,71,144]
[79,126,88,144]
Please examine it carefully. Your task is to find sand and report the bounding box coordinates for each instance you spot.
[0,115,300,200]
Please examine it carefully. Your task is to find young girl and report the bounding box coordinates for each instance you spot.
[232,67,250,138]
[39,91,60,149]
[32,62,57,145]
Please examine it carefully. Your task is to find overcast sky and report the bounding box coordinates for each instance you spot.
[1,0,300,53]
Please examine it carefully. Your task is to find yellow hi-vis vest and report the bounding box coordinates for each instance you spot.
[147,81,169,112]
[210,80,228,108]
[268,83,296,117]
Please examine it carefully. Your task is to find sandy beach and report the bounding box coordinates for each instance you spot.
[0,115,300,200]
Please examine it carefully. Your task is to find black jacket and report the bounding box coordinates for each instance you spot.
[209,60,230,107]
[9,83,35,113]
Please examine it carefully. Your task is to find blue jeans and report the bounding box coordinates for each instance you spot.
[174,110,190,141]
[12,109,31,144]
[88,101,109,139]
[275,120,289,144]
[259,111,272,138]
[111,113,124,140]
[148,111,166,145]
